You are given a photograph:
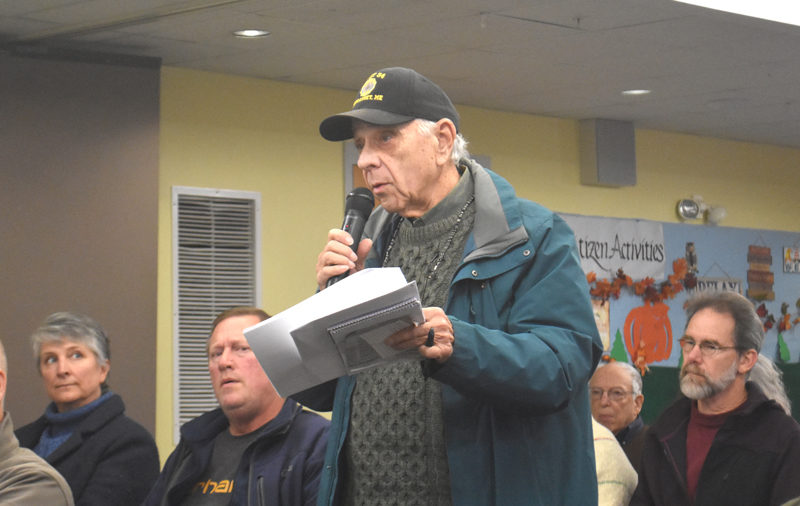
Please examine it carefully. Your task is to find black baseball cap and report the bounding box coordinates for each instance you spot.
[319,67,460,141]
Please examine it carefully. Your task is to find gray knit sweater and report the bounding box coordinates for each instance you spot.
[343,170,475,506]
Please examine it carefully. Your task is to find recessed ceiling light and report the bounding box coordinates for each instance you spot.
[233,29,270,38]
[621,89,651,96]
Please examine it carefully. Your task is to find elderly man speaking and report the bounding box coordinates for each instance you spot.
[298,67,603,506]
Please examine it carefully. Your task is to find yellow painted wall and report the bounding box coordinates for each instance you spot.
[156,66,800,457]
[457,106,800,227]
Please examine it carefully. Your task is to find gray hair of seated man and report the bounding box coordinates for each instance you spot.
[595,360,643,397]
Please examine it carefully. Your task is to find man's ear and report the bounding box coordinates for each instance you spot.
[433,119,457,165]
[633,394,644,415]
[738,349,758,375]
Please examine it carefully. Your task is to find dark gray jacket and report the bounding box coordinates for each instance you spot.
[632,383,800,506]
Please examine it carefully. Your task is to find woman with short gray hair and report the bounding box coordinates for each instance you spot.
[15,311,159,505]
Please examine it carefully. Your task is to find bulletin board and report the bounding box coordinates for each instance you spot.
[561,214,800,422]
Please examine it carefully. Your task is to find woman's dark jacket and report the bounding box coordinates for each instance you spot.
[15,393,159,506]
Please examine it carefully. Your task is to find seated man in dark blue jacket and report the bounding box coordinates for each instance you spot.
[143,307,330,506]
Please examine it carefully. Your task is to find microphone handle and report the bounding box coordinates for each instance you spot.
[326,211,366,287]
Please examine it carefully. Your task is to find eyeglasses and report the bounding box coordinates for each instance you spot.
[589,388,633,402]
[678,337,742,357]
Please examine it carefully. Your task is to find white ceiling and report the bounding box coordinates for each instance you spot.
[2,0,800,149]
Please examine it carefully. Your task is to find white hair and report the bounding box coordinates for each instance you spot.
[415,119,470,164]
[595,360,643,397]
[748,354,791,415]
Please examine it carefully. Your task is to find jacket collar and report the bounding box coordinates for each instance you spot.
[364,160,529,266]
[462,159,528,262]
[652,381,779,439]
[180,398,302,446]
[616,415,645,445]
[41,393,125,462]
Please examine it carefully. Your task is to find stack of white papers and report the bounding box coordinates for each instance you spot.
[244,268,424,397]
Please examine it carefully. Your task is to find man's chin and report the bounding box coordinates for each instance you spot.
[217,394,244,409]
[680,376,711,400]
[377,199,399,214]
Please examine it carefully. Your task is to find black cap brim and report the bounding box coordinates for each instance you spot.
[319,108,415,141]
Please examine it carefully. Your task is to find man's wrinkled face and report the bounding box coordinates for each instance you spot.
[589,363,642,434]
[352,120,445,218]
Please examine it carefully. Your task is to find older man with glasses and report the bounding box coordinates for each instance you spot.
[631,291,800,506]
[589,360,648,472]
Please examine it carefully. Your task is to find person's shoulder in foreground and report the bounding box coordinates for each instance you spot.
[0,335,73,505]
[0,413,74,506]
[593,417,637,506]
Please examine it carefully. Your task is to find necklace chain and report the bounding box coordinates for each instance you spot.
[382,195,475,289]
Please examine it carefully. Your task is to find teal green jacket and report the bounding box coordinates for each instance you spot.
[300,162,602,506]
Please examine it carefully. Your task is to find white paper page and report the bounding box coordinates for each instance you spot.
[294,281,423,375]
[244,313,304,395]
[244,267,414,397]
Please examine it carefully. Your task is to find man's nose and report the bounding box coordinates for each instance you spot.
[217,348,234,368]
[685,344,703,363]
[357,144,379,172]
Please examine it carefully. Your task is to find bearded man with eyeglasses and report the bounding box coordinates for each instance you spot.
[631,291,800,506]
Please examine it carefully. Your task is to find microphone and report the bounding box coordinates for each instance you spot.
[326,187,375,287]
